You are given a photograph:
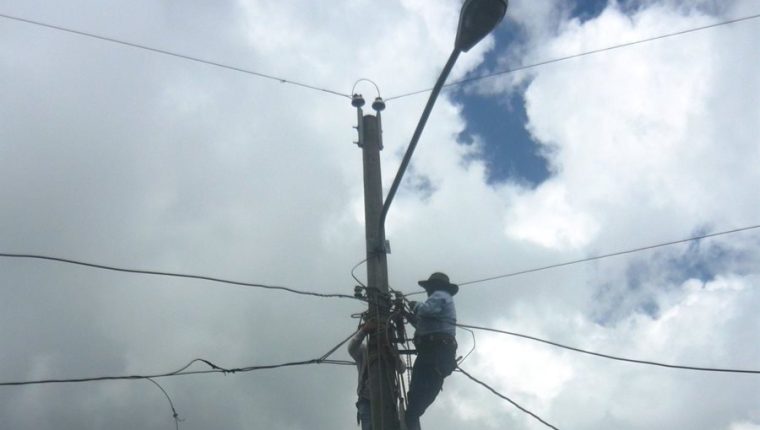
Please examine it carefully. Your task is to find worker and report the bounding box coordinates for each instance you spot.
[348,321,373,430]
[404,272,458,430]
[348,320,406,430]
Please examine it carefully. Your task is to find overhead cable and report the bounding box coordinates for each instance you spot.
[459,224,760,288]
[385,12,760,101]
[146,378,181,430]
[458,323,760,374]
[456,325,477,365]
[457,366,560,430]
[0,330,359,387]
[0,358,307,387]
[0,252,359,300]
[0,13,351,99]
[318,328,361,362]
[351,258,368,288]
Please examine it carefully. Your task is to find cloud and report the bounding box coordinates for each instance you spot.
[1,0,759,429]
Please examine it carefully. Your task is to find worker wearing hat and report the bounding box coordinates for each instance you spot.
[404,272,458,430]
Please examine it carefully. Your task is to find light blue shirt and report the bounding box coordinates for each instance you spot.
[411,290,456,338]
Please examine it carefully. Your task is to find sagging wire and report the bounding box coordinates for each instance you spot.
[402,224,760,297]
[351,78,382,100]
[0,13,352,99]
[146,378,182,430]
[457,366,560,430]
[456,325,477,366]
[457,322,760,374]
[0,332,364,388]
[0,328,359,427]
[384,13,760,102]
[0,252,360,300]
[351,258,368,288]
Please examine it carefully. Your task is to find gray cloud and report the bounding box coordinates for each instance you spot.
[1,0,759,429]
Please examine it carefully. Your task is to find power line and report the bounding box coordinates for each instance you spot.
[0,12,351,99]
[0,252,359,300]
[458,322,760,375]
[457,224,760,288]
[457,366,560,430]
[0,332,356,430]
[0,332,358,388]
[146,378,181,430]
[456,326,477,365]
[403,224,760,297]
[318,328,361,362]
[351,258,368,288]
[385,12,760,101]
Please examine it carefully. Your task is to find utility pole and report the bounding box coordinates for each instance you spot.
[350,5,508,429]
[353,93,400,430]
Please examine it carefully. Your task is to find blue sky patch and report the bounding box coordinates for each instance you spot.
[572,0,609,23]
[456,89,549,186]
[453,0,613,186]
[590,230,752,326]
[453,18,549,186]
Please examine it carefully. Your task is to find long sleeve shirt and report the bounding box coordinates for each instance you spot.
[410,290,457,338]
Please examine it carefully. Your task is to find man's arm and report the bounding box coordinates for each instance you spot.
[347,322,375,360]
[347,330,367,361]
[414,292,448,317]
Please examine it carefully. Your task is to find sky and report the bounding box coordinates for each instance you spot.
[1,0,759,429]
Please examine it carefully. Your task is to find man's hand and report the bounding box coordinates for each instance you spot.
[407,301,419,312]
[361,320,377,333]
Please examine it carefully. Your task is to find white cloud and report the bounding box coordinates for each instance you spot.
[1,0,759,429]
[729,423,760,430]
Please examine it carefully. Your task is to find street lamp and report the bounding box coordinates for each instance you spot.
[379,0,508,238]
[456,0,509,52]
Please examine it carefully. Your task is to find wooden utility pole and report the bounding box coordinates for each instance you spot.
[353,94,401,430]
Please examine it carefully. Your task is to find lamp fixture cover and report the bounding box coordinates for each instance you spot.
[454,0,508,52]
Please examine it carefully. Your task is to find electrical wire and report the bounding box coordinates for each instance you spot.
[457,366,560,430]
[0,331,361,388]
[0,252,359,300]
[351,79,382,99]
[385,12,760,101]
[456,326,477,365]
[0,13,351,99]
[459,224,760,287]
[351,258,368,288]
[404,224,760,297]
[318,329,361,362]
[146,378,181,430]
[457,322,760,374]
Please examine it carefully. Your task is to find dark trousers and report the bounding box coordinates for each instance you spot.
[356,397,371,430]
[405,335,456,430]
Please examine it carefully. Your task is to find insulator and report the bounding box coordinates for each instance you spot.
[351,93,365,108]
[371,97,386,112]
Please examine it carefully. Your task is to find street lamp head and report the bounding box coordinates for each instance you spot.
[454,0,508,53]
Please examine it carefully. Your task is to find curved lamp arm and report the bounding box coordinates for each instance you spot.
[378,48,460,242]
